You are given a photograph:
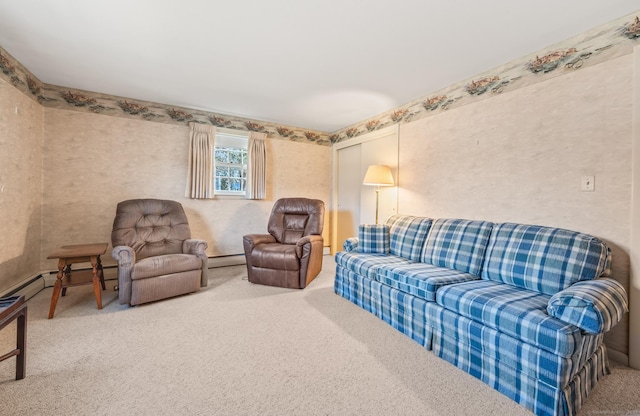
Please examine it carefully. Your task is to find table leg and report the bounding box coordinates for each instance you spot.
[48,259,65,319]
[97,255,106,291]
[61,265,71,297]
[91,255,103,310]
[15,307,26,380]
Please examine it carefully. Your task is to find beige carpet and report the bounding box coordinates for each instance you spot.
[0,256,638,416]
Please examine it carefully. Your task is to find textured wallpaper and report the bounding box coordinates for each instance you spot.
[40,108,331,270]
[397,55,633,354]
[1,13,636,148]
[332,12,640,144]
[0,78,43,292]
[0,47,332,146]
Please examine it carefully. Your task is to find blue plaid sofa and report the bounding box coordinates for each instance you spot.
[334,215,628,416]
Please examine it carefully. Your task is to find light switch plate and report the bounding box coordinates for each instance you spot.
[581,175,595,192]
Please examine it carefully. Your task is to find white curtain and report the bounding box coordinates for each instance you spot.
[186,122,216,199]
[246,131,267,199]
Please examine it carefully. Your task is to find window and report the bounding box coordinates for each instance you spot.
[186,124,265,199]
[214,132,248,195]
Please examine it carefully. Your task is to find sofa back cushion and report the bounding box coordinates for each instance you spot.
[421,218,493,276]
[385,215,433,261]
[481,223,611,295]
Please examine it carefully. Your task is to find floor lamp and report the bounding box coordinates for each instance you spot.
[363,164,395,224]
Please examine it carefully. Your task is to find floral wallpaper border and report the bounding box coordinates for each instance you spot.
[1,12,638,146]
[0,47,332,146]
[331,12,640,143]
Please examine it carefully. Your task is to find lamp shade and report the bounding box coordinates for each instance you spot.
[363,164,394,186]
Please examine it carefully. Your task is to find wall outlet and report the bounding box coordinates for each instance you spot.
[581,175,595,192]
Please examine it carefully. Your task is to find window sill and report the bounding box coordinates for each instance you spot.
[213,194,247,200]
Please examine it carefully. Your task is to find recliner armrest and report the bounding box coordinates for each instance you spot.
[112,245,135,305]
[183,239,208,255]
[243,234,277,252]
[295,235,323,258]
[183,239,209,287]
[242,234,278,284]
[112,245,135,267]
[547,278,628,334]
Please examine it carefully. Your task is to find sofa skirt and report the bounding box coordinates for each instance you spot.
[335,264,611,416]
[335,265,432,349]
[431,328,609,416]
[426,303,603,387]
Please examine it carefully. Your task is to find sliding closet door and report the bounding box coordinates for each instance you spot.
[336,144,361,251]
[332,125,399,253]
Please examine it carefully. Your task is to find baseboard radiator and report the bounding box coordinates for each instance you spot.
[1,253,255,299]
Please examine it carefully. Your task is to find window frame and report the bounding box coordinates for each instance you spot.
[214,130,249,196]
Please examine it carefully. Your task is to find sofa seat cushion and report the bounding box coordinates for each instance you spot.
[335,251,411,280]
[421,218,493,276]
[132,253,202,280]
[481,222,611,295]
[247,243,300,270]
[436,280,583,356]
[386,215,433,261]
[377,263,479,301]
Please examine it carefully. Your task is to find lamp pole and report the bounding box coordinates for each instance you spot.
[362,164,394,225]
[375,186,381,224]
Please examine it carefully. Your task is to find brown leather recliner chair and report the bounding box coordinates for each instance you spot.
[243,198,325,289]
[111,199,208,306]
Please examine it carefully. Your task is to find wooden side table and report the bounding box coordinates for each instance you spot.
[47,243,108,319]
[0,295,27,380]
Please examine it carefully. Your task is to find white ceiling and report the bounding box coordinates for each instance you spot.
[0,1,637,132]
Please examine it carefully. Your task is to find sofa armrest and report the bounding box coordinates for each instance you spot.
[357,224,390,254]
[112,245,135,305]
[547,278,628,334]
[183,239,209,287]
[343,237,359,252]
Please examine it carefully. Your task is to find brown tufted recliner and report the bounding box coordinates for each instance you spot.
[111,199,208,306]
[243,198,325,289]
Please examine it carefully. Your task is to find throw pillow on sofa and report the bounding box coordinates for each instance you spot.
[357,224,390,254]
[547,278,628,333]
